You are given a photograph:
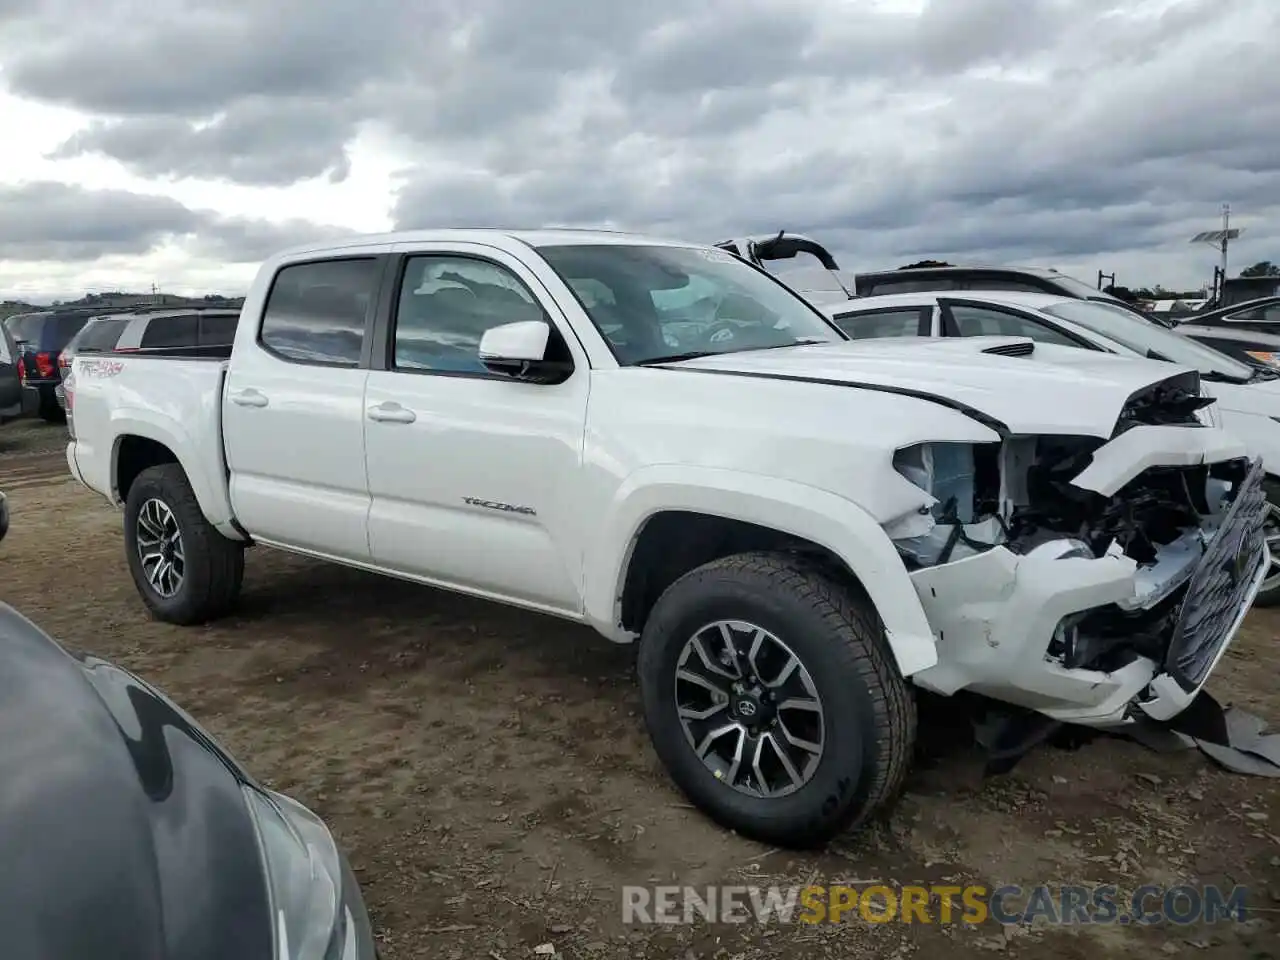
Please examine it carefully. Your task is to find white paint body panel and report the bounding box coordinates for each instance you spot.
[65,230,1261,731]
[823,290,1280,470]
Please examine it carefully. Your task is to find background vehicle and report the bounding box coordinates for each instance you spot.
[0,490,8,540]
[824,289,1280,604]
[1174,297,1280,370]
[3,308,95,421]
[1218,275,1280,309]
[0,321,22,423]
[55,306,241,412]
[713,231,1143,314]
[0,599,375,959]
[66,229,1265,847]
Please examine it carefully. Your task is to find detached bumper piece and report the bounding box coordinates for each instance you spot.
[1164,457,1267,692]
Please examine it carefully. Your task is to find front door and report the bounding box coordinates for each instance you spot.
[362,246,590,615]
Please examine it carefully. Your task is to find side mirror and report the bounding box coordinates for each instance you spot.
[479,321,572,384]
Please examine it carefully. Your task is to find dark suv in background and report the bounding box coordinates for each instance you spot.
[3,309,97,421]
[1,322,23,424]
[56,306,241,413]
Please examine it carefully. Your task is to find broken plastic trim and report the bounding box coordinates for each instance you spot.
[1112,369,1213,437]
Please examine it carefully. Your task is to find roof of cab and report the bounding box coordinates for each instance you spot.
[270,227,702,261]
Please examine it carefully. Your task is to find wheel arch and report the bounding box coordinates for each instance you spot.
[108,415,240,538]
[585,466,938,677]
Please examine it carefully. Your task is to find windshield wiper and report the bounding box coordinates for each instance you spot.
[637,339,830,365]
[752,338,831,351]
[635,351,719,366]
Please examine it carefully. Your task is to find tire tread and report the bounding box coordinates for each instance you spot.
[638,550,916,846]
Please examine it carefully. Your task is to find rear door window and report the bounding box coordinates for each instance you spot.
[943,302,1090,347]
[260,258,380,366]
[832,307,929,339]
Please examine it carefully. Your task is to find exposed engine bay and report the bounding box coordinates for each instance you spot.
[888,370,1266,681]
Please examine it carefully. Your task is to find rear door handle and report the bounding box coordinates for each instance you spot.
[230,388,268,408]
[367,402,416,424]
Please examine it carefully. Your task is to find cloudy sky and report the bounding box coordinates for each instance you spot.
[1,0,1277,302]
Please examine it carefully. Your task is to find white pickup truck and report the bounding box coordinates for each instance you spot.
[65,229,1267,847]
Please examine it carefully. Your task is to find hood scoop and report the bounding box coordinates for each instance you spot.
[982,340,1035,358]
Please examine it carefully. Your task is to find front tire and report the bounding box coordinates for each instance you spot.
[637,551,916,848]
[123,464,244,624]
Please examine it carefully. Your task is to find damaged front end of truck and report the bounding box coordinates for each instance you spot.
[886,368,1268,759]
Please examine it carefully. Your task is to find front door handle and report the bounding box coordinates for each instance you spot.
[230,388,268,408]
[367,402,416,424]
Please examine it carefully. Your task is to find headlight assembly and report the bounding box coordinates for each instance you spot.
[893,441,984,522]
[243,786,364,960]
[891,440,1004,567]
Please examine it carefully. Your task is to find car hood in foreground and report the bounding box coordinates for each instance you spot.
[664,336,1202,437]
[0,603,273,960]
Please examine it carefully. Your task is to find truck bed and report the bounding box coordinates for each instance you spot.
[66,354,241,537]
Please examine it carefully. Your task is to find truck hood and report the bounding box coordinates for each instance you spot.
[665,336,1200,437]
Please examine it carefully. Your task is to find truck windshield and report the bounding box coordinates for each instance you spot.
[1041,299,1258,383]
[537,243,844,365]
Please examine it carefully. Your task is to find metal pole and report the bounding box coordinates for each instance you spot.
[1221,203,1230,279]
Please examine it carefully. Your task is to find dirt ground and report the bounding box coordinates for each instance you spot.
[2,418,1278,959]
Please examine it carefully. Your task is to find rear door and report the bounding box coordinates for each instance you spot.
[222,252,389,561]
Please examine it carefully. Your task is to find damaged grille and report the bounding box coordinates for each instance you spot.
[1164,458,1267,692]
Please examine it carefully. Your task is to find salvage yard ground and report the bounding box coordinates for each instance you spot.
[2,419,1278,959]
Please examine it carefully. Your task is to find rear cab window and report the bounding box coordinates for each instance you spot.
[260,258,381,366]
[198,312,239,346]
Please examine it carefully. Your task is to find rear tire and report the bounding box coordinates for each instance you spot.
[123,464,244,624]
[637,551,916,848]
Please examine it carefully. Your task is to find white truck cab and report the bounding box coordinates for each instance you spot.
[65,229,1268,847]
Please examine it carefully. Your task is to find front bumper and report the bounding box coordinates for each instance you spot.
[909,458,1268,727]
